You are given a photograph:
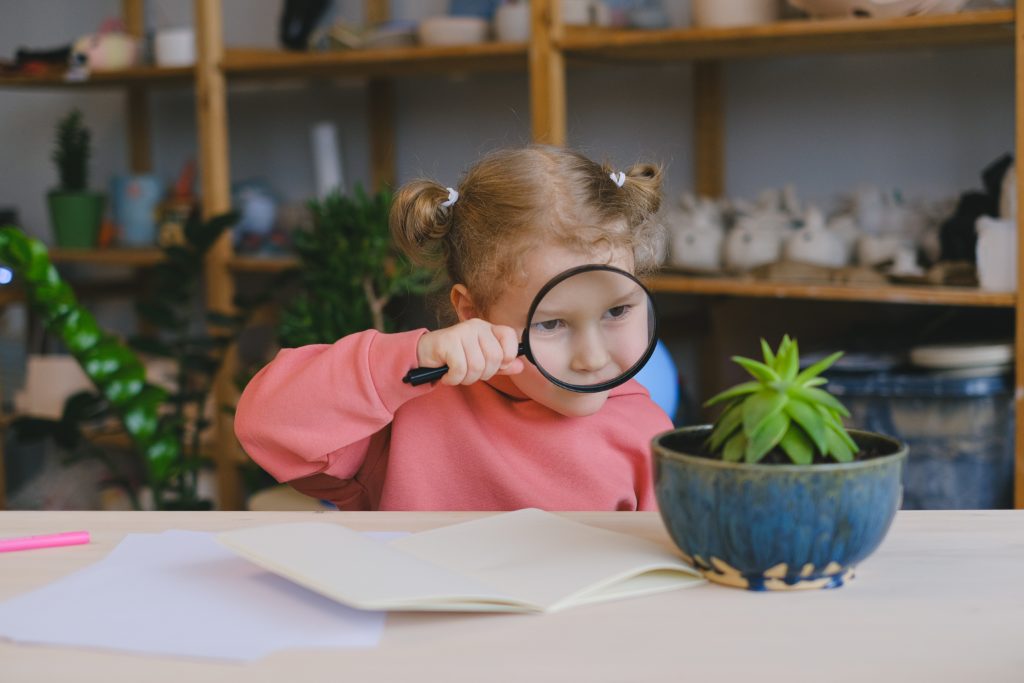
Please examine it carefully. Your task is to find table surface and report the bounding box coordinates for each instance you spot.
[2,510,1023,683]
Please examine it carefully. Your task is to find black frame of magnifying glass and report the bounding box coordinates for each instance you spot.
[520,263,659,394]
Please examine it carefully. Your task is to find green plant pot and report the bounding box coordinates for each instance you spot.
[47,191,105,248]
[652,426,907,591]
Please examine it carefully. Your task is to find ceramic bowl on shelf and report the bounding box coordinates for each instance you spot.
[418,16,489,46]
[787,0,968,19]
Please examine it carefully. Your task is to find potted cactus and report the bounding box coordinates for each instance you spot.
[48,109,105,248]
[652,336,907,591]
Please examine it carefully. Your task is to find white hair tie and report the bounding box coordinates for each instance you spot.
[610,171,626,187]
[441,187,459,207]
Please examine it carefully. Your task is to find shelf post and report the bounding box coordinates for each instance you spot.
[123,0,151,172]
[694,61,724,198]
[195,0,243,510]
[530,0,566,145]
[1015,0,1023,508]
[367,0,395,191]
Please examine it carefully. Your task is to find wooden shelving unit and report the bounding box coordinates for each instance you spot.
[48,248,165,267]
[2,0,1021,508]
[647,275,1016,308]
[223,43,528,80]
[560,8,1014,61]
[0,65,192,89]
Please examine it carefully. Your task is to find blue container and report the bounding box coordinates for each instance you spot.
[110,174,164,246]
[652,426,906,591]
[827,370,1014,509]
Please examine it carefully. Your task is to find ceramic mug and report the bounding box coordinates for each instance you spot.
[155,27,196,68]
[495,2,530,42]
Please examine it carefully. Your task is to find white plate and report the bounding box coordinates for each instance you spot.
[910,342,1014,370]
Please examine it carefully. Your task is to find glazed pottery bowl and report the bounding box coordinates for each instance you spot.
[652,425,906,590]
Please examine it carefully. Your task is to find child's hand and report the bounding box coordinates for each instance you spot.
[417,319,525,386]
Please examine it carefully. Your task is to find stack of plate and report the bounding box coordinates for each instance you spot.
[909,342,1014,377]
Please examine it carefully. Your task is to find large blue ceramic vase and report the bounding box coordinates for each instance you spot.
[652,426,906,591]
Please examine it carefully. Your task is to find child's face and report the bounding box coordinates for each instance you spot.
[484,243,637,418]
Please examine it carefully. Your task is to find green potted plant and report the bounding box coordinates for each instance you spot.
[651,336,907,591]
[48,109,105,248]
[0,212,246,510]
[277,185,433,346]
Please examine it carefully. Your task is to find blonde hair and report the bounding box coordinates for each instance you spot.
[390,145,663,315]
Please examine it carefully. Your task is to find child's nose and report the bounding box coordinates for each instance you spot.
[569,328,611,374]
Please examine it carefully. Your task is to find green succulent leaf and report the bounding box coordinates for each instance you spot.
[709,402,743,451]
[704,381,761,407]
[723,432,747,463]
[760,339,776,367]
[825,426,854,463]
[742,389,787,437]
[731,356,780,383]
[789,385,851,417]
[746,412,790,463]
[779,427,814,465]
[794,351,843,385]
[783,399,828,453]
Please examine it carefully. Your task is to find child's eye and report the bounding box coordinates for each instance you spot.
[531,319,566,334]
[604,305,632,320]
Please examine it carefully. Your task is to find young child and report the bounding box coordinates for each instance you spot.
[235,145,673,511]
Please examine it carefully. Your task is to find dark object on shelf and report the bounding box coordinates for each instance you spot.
[939,153,1012,263]
[279,0,331,51]
[0,208,18,226]
[828,368,1014,509]
[14,45,71,67]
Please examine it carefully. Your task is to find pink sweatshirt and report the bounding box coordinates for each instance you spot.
[235,329,672,511]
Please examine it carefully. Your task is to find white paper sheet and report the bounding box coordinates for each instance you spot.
[0,530,391,661]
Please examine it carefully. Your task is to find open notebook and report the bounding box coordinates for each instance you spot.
[217,508,704,613]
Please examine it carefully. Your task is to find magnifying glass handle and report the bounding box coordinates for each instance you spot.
[402,343,527,386]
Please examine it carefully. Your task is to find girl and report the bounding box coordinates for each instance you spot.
[235,145,673,511]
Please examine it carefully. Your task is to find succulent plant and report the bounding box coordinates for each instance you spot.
[705,336,857,464]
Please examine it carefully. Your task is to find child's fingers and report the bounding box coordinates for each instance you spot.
[491,325,521,364]
[458,335,487,385]
[477,332,505,381]
[497,357,526,375]
[442,343,467,385]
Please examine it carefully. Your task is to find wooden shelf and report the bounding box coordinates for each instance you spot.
[227,255,299,273]
[0,66,193,89]
[647,273,1016,307]
[561,9,1014,62]
[49,248,165,267]
[223,43,528,80]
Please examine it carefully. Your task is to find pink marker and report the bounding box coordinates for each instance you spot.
[0,531,91,553]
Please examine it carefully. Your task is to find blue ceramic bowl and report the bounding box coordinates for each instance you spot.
[652,426,906,591]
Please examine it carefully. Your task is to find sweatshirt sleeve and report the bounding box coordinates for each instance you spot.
[235,328,433,484]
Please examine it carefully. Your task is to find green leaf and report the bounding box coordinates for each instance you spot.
[825,417,859,453]
[723,433,747,462]
[704,381,761,407]
[779,336,800,382]
[742,389,787,437]
[805,378,828,387]
[745,412,789,463]
[788,385,851,417]
[795,351,844,385]
[61,391,108,423]
[760,339,775,367]
[731,356,780,383]
[709,402,742,451]
[783,399,828,454]
[779,427,814,465]
[825,427,854,463]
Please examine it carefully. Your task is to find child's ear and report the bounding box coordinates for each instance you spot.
[450,284,479,322]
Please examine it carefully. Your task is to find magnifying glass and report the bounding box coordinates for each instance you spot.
[402,264,658,393]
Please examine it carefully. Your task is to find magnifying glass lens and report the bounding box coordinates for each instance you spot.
[525,268,656,393]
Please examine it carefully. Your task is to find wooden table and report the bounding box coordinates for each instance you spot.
[2,511,1023,682]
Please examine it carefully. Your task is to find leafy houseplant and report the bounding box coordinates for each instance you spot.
[277,186,432,347]
[48,109,105,248]
[0,212,244,510]
[651,336,907,591]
